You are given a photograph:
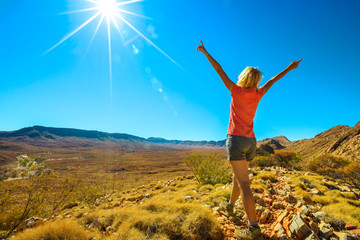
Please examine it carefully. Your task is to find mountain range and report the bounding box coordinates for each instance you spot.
[0,121,359,164]
[0,125,226,149]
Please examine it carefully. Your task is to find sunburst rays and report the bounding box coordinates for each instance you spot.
[44,0,181,96]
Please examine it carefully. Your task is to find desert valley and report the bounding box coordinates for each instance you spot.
[0,122,359,239]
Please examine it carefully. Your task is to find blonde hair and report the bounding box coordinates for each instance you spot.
[237,67,263,89]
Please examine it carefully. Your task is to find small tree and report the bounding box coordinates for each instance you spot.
[272,150,300,168]
[185,153,232,185]
[343,162,360,188]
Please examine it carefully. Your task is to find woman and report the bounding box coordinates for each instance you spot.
[197,40,301,239]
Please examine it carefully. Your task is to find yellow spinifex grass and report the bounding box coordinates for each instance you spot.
[256,171,277,183]
[13,219,90,240]
[286,173,360,228]
[82,197,221,240]
[322,201,360,227]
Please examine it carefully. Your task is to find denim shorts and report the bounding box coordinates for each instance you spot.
[226,134,257,161]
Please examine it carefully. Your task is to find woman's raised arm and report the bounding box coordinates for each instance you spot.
[197,40,235,92]
[260,59,302,95]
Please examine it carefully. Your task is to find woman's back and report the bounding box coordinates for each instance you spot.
[228,85,265,138]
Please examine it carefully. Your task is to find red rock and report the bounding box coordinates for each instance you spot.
[289,214,312,239]
[264,197,273,205]
[270,221,277,230]
[309,188,324,196]
[282,216,290,230]
[218,210,227,217]
[259,209,271,224]
[229,226,235,231]
[350,229,360,236]
[276,210,288,224]
[285,227,292,238]
[269,230,276,239]
[90,219,105,231]
[308,220,319,235]
[345,223,357,230]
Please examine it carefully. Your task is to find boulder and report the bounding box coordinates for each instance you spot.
[309,188,325,196]
[184,196,194,201]
[89,219,105,231]
[289,214,312,239]
[259,209,271,224]
[299,205,311,216]
[319,222,333,239]
[256,198,266,207]
[286,195,298,204]
[273,201,284,209]
[277,190,286,196]
[25,217,44,228]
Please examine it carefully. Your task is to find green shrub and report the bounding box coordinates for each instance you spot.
[306,154,353,181]
[272,150,300,168]
[343,162,360,188]
[252,156,273,168]
[184,153,232,185]
[307,154,350,171]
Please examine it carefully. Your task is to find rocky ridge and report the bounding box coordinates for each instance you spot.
[215,167,360,239]
[286,122,360,162]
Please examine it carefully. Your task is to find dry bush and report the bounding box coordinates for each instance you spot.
[307,154,351,172]
[13,220,90,240]
[306,154,360,185]
[74,179,103,209]
[252,156,273,168]
[271,150,300,168]
[184,152,232,185]
[0,170,82,238]
[343,161,360,188]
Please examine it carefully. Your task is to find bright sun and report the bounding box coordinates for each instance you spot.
[97,0,118,17]
[44,0,181,97]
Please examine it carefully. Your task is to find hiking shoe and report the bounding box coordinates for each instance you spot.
[219,201,234,215]
[235,225,263,240]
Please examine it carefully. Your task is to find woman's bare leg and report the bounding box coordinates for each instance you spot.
[229,160,257,222]
[230,173,241,205]
[230,161,250,205]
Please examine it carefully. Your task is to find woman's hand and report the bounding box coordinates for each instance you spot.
[288,59,302,70]
[196,40,207,54]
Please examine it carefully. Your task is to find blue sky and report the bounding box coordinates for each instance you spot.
[0,0,359,141]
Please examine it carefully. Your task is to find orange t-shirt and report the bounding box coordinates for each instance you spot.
[227,84,265,138]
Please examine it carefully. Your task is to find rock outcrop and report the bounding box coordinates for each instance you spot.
[213,167,360,240]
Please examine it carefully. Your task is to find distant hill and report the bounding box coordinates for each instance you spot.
[0,126,226,149]
[257,136,291,154]
[286,121,360,162]
[1,122,359,165]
